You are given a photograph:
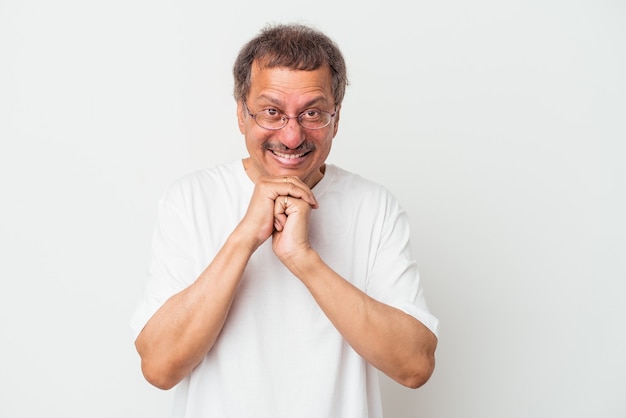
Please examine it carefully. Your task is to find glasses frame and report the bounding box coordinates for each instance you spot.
[243,101,336,131]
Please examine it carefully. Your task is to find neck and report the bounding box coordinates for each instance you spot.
[304,164,325,188]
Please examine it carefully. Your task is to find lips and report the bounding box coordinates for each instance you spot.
[264,142,315,160]
[271,150,309,159]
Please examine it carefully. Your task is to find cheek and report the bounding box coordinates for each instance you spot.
[244,131,272,153]
[319,131,335,147]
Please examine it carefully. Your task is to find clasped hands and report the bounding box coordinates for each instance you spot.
[240,175,318,262]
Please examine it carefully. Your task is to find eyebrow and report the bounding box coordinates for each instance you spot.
[254,94,329,109]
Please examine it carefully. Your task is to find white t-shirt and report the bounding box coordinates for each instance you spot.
[130,161,438,418]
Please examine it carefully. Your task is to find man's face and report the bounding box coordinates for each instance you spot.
[237,62,340,187]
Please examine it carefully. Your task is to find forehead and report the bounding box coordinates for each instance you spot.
[248,62,334,107]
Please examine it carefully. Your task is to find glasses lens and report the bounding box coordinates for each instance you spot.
[256,110,285,130]
[249,105,334,130]
[299,111,332,129]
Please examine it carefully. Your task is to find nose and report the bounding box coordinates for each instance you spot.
[277,117,306,149]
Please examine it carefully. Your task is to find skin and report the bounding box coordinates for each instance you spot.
[135,61,437,391]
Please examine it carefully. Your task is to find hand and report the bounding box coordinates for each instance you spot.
[272,190,314,262]
[237,175,318,251]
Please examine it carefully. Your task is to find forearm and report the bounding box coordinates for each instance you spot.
[283,249,437,388]
[135,229,256,390]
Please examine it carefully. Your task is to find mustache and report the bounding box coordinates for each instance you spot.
[263,142,316,153]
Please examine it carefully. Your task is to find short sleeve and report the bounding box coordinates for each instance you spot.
[129,183,199,340]
[366,193,439,337]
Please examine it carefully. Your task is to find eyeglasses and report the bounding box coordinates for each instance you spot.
[244,102,336,130]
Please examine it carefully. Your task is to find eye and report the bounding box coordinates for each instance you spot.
[263,108,282,119]
[300,109,322,120]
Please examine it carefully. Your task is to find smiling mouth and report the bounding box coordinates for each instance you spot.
[271,149,309,159]
[264,142,314,160]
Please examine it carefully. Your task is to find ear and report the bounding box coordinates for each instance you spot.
[332,105,341,137]
[236,101,246,134]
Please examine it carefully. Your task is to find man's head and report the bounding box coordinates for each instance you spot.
[233,23,348,107]
[234,23,349,187]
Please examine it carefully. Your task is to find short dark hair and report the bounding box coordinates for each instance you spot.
[233,23,348,106]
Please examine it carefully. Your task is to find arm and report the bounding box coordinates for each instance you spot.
[273,196,437,389]
[284,249,437,388]
[135,175,318,390]
[135,227,255,390]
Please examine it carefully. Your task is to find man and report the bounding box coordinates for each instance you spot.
[131,23,438,417]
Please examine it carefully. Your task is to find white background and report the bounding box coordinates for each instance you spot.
[1,1,625,417]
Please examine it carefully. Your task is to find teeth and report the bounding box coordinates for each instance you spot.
[273,150,306,159]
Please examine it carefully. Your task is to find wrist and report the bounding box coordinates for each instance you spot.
[281,247,323,281]
[229,225,264,254]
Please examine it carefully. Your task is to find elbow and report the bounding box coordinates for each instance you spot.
[136,338,183,391]
[140,357,182,390]
[401,352,436,389]
[397,334,438,389]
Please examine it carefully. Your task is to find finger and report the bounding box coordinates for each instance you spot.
[279,177,318,208]
[256,175,319,209]
[273,196,288,231]
[274,217,285,232]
